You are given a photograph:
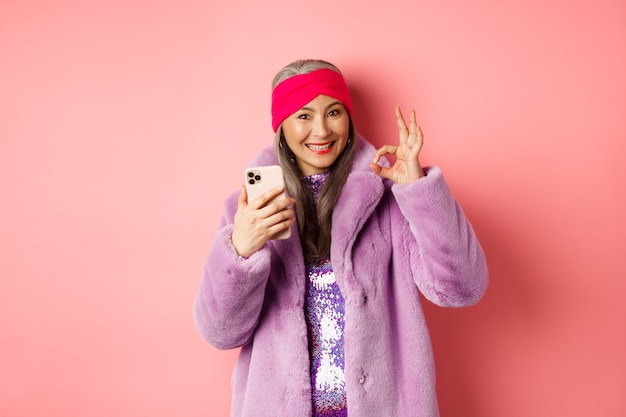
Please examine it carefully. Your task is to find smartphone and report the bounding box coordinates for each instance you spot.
[244,165,291,240]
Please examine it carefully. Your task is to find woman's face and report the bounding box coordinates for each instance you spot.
[281,94,350,176]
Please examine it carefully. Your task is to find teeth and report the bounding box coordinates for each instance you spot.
[307,143,332,150]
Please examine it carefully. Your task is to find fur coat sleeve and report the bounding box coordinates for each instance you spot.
[392,166,487,307]
[193,221,272,350]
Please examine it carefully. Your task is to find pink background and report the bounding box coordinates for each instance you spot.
[1,0,625,416]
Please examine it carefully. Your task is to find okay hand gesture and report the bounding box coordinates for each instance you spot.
[370,107,425,184]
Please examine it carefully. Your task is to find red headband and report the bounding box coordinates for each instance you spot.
[271,68,353,132]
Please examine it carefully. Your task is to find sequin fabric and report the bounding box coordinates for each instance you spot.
[303,173,347,417]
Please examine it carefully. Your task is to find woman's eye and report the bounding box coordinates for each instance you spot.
[328,109,340,116]
[297,114,309,120]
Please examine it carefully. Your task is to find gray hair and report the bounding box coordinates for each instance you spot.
[272,59,343,89]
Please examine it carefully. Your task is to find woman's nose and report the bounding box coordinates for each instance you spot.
[313,116,330,137]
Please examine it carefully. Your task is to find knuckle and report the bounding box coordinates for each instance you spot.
[268,201,281,212]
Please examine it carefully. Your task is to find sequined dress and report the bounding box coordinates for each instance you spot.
[303,173,347,417]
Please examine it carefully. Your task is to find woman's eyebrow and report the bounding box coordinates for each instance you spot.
[299,101,343,112]
[326,101,343,109]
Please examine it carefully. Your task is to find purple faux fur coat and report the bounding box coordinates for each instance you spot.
[194,135,488,417]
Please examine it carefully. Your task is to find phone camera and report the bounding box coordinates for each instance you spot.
[247,171,262,185]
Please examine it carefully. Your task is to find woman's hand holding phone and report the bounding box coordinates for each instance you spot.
[231,166,295,258]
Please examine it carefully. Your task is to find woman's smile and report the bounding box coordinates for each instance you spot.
[306,141,335,153]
